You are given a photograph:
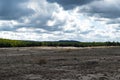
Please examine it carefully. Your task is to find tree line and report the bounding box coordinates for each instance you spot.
[0,38,120,47]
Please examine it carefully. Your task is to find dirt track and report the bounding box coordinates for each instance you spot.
[0,47,120,80]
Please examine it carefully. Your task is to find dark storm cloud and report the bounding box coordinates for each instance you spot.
[80,0,120,19]
[48,0,120,20]
[107,19,120,24]
[47,0,97,10]
[19,16,63,31]
[82,5,120,19]
[0,0,34,20]
[0,0,64,32]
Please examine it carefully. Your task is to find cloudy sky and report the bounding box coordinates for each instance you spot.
[0,0,120,42]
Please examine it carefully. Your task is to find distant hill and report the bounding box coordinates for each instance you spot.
[58,40,79,42]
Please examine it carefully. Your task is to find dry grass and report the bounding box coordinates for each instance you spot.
[0,47,119,80]
[37,58,47,65]
[32,57,47,65]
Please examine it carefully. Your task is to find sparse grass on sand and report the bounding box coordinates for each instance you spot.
[0,46,119,80]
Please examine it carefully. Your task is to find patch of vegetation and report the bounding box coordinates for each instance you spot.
[0,38,120,47]
[31,56,47,65]
[35,58,47,65]
[80,59,100,69]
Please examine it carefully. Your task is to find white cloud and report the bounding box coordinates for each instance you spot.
[0,0,120,42]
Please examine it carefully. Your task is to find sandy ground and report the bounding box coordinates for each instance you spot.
[0,46,120,80]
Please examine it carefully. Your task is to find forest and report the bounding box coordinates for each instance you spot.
[0,38,120,47]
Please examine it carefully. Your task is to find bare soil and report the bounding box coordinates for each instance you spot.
[0,47,120,80]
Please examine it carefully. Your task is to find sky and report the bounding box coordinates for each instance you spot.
[0,0,120,42]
